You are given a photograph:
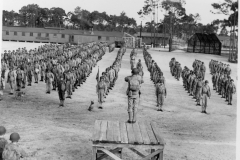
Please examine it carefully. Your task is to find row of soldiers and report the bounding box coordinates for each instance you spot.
[96,44,125,109]
[209,59,231,75]
[143,48,167,111]
[211,70,236,105]
[169,57,182,80]
[181,64,211,113]
[0,42,108,106]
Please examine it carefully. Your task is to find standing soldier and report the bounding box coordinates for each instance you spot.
[15,67,24,92]
[65,70,72,99]
[130,49,136,69]
[201,80,211,114]
[27,63,33,86]
[221,74,228,98]
[45,69,54,94]
[96,76,107,109]
[125,68,144,123]
[7,67,15,94]
[226,79,236,105]
[34,61,40,83]
[176,63,182,81]
[196,77,203,106]
[200,62,206,80]
[57,75,66,107]
[52,65,58,90]
[225,64,231,76]
[21,62,27,89]
[40,60,46,82]
[155,80,167,111]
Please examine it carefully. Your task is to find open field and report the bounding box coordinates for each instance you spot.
[0,42,238,160]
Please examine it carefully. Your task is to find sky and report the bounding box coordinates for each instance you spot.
[1,0,230,26]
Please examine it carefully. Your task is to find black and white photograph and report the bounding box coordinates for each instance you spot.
[0,0,239,159]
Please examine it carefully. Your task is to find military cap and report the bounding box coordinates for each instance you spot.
[230,79,234,82]
[205,80,209,83]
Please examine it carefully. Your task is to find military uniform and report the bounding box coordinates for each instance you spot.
[226,80,236,105]
[125,71,144,123]
[96,77,107,109]
[16,69,24,91]
[46,70,54,94]
[155,81,167,111]
[201,82,211,113]
[7,69,15,94]
[2,143,28,160]
[57,75,66,107]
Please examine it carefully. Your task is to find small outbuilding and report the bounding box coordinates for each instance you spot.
[187,33,222,55]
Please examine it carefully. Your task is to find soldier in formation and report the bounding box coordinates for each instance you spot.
[201,80,211,113]
[1,42,107,105]
[130,48,137,69]
[143,47,167,111]
[181,58,212,113]
[209,60,235,105]
[96,45,126,108]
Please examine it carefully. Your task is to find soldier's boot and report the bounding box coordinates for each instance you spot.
[132,111,137,123]
[40,76,43,81]
[127,112,132,123]
[59,100,62,107]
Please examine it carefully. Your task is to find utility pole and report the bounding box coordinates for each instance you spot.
[169,11,173,52]
[140,21,142,38]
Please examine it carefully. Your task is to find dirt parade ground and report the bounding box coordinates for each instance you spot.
[0,42,238,160]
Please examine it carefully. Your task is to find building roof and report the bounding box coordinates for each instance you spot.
[2,26,124,37]
[134,32,170,38]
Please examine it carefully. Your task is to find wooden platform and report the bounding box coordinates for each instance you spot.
[92,120,165,160]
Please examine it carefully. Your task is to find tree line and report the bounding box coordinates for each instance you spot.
[2,4,137,34]
[138,0,238,40]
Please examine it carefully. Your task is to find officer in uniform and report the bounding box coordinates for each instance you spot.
[201,80,211,113]
[155,80,167,111]
[96,76,107,109]
[125,68,144,123]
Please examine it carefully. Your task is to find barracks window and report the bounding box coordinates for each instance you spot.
[22,32,25,36]
[62,34,65,38]
[14,32,17,36]
[6,31,9,35]
[98,36,102,40]
[38,33,41,37]
[106,36,109,41]
[30,32,33,36]
[46,33,49,37]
